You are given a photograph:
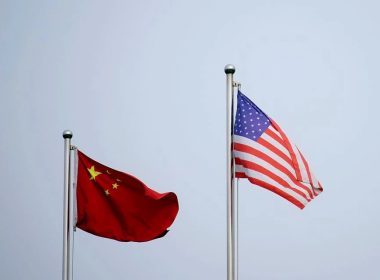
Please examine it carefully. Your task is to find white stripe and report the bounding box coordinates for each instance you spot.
[311,172,322,194]
[235,164,308,206]
[267,125,282,139]
[314,182,323,195]
[294,146,322,194]
[261,131,291,159]
[310,170,318,188]
[234,151,312,200]
[292,145,309,183]
[234,135,295,177]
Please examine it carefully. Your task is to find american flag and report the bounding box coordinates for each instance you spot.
[233,91,323,209]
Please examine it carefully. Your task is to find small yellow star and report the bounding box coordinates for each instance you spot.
[116,178,121,182]
[112,183,119,190]
[105,189,110,196]
[106,170,111,175]
[87,166,102,181]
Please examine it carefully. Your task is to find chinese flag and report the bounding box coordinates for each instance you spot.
[75,150,179,242]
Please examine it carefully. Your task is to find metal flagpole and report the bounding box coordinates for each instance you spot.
[62,130,73,280]
[225,64,236,280]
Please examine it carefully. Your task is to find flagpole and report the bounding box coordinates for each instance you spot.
[62,130,73,280]
[225,64,236,280]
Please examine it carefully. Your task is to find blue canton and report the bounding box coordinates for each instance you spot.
[234,91,271,142]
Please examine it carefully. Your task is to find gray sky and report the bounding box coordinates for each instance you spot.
[1,0,379,279]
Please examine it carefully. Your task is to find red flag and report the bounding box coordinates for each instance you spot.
[75,150,179,242]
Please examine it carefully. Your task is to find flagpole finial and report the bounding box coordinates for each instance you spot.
[224,64,235,74]
[63,130,73,139]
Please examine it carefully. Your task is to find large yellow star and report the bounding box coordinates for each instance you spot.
[87,165,102,181]
[112,183,119,190]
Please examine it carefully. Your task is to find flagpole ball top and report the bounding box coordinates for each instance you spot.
[224,64,235,74]
[62,130,73,139]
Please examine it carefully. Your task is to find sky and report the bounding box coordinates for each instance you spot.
[1,0,379,279]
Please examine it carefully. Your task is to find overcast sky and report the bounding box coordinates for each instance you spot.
[1,0,379,279]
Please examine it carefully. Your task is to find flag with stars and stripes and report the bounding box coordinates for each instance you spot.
[233,91,323,209]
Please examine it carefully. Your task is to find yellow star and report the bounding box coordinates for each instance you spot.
[116,179,121,182]
[87,165,102,181]
[106,170,111,175]
[112,183,119,190]
[105,189,110,196]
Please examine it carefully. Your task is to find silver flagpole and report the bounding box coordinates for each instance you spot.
[62,130,73,280]
[225,64,236,280]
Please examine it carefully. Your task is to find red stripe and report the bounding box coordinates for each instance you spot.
[270,120,302,181]
[235,158,311,202]
[234,142,313,198]
[265,128,285,146]
[235,172,247,179]
[235,171,305,209]
[256,137,293,167]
